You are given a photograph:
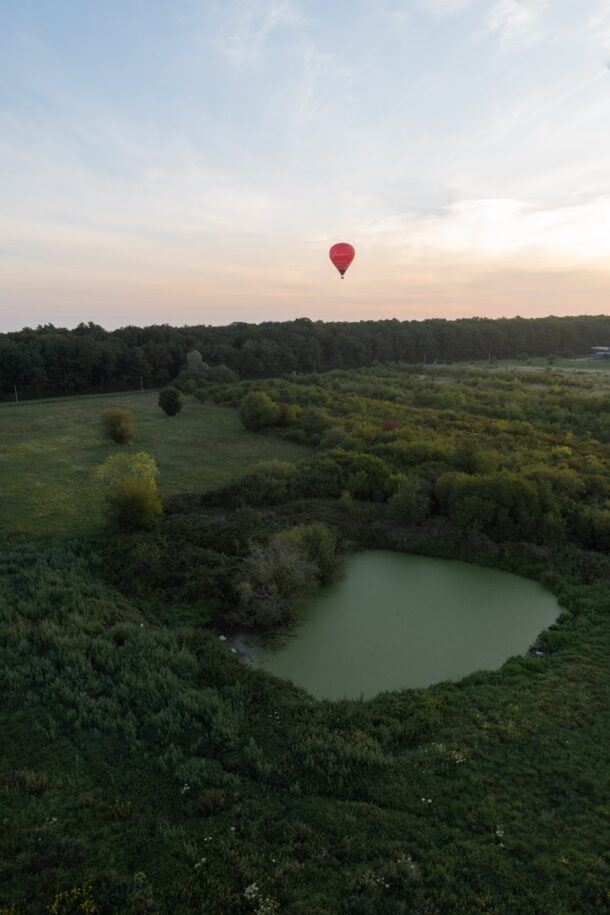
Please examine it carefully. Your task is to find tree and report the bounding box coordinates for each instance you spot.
[238,391,279,431]
[96,451,158,487]
[237,523,336,626]
[186,350,205,374]
[209,364,238,383]
[109,476,162,530]
[159,386,184,416]
[237,539,317,627]
[389,476,430,524]
[435,470,540,541]
[454,439,497,474]
[235,460,298,505]
[96,451,161,530]
[276,523,337,582]
[101,406,134,444]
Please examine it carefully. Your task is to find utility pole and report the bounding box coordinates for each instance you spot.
[139,375,144,392]
[13,385,18,403]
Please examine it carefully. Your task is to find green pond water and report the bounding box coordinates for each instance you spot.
[239,551,561,699]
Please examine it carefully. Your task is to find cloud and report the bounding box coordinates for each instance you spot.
[220,0,305,69]
[405,195,610,265]
[487,0,550,48]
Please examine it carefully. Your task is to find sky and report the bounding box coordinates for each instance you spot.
[2,0,610,331]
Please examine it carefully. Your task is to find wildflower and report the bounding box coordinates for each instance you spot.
[244,882,259,901]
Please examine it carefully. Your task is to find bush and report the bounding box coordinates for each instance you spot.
[96,451,158,486]
[237,540,317,626]
[276,523,337,582]
[159,386,184,416]
[209,364,238,383]
[101,406,134,444]
[239,391,279,431]
[199,788,225,816]
[236,460,299,506]
[13,770,49,795]
[237,523,337,626]
[109,476,162,530]
[389,476,430,524]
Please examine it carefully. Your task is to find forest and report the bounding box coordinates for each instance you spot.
[2,313,610,400]
[1,349,609,913]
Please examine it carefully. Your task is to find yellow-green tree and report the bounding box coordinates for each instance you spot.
[96,452,161,530]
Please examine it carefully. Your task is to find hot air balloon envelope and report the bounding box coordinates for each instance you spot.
[329,242,355,277]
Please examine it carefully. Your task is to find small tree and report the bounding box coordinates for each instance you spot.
[159,386,184,416]
[96,451,159,487]
[237,539,317,627]
[239,391,279,431]
[209,364,238,383]
[101,406,134,444]
[186,350,205,374]
[96,451,162,531]
[109,476,162,530]
[389,476,430,524]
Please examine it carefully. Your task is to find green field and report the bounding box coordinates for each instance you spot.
[0,392,307,536]
[482,355,610,373]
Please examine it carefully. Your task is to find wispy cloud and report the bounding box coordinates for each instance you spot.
[220,0,305,69]
[486,0,550,48]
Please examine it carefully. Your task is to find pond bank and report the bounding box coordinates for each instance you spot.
[234,550,562,699]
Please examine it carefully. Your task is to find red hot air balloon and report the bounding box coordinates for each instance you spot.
[329,242,355,278]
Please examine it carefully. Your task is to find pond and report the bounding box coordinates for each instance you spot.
[237,551,561,699]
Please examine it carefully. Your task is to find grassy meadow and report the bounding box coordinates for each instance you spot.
[0,392,307,536]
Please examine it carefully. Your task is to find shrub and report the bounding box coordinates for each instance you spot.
[435,470,540,540]
[237,523,337,626]
[389,476,430,524]
[101,406,134,444]
[48,883,96,915]
[158,386,184,416]
[239,391,279,431]
[199,788,225,816]
[13,769,49,795]
[237,540,318,626]
[109,476,162,530]
[96,451,158,486]
[209,364,238,383]
[343,453,392,501]
[234,460,298,506]
[194,386,210,403]
[276,523,337,582]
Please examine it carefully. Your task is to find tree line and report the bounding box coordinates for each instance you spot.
[1,313,610,400]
